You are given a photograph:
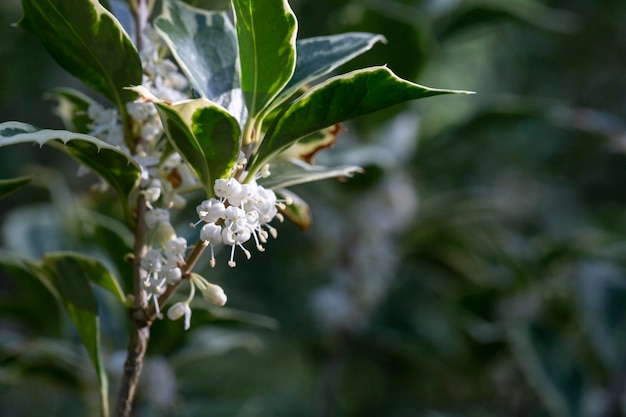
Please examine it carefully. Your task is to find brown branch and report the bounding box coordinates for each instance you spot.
[114,194,150,417]
[114,214,207,416]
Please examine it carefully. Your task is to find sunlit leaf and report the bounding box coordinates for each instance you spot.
[232,0,297,118]
[156,0,246,123]
[252,66,472,172]
[0,122,142,211]
[131,87,240,196]
[276,32,386,106]
[0,176,31,199]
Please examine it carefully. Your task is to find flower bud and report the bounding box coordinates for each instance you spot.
[167,302,192,330]
[200,283,227,306]
[156,222,177,245]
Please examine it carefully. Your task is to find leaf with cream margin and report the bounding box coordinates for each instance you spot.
[19,0,142,147]
[250,66,474,175]
[155,0,246,124]
[232,0,297,118]
[274,32,386,108]
[130,86,240,196]
[46,87,97,133]
[0,122,141,212]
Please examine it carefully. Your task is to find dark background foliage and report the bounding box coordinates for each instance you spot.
[2,0,626,416]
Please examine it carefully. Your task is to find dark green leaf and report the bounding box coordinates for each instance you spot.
[0,122,142,211]
[251,66,472,172]
[19,0,142,138]
[23,252,123,417]
[43,252,126,303]
[0,176,32,199]
[131,87,240,195]
[0,255,62,337]
[156,0,245,123]
[232,0,297,118]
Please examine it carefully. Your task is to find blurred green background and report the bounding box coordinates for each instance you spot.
[3,0,626,416]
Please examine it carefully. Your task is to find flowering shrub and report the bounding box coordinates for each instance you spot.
[0,0,469,415]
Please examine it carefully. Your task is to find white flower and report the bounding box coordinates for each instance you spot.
[143,179,162,203]
[87,103,124,145]
[145,208,170,229]
[141,249,163,274]
[223,206,248,233]
[200,222,222,244]
[163,236,187,264]
[200,282,227,306]
[214,178,243,205]
[167,302,192,330]
[162,266,182,285]
[196,198,226,223]
[200,222,222,267]
[191,274,227,306]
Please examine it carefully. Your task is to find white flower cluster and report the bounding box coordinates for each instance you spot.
[140,208,188,313]
[139,206,229,324]
[196,175,286,268]
[85,26,194,209]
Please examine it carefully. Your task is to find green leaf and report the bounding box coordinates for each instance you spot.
[155,0,245,123]
[131,87,240,195]
[46,87,97,133]
[0,255,62,337]
[251,66,473,172]
[232,0,297,118]
[0,176,32,199]
[258,159,362,190]
[23,252,123,417]
[0,122,141,209]
[44,252,127,303]
[276,32,386,106]
[19,0,141,105]
[19,0,142,141]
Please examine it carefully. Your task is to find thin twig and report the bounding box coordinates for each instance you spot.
[114,194,150,417]
[113,0,154,414]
